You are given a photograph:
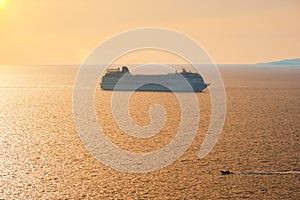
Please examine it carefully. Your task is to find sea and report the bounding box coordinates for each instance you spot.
[0,64,299,199]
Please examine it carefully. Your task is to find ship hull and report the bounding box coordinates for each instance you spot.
[101,81,209,92]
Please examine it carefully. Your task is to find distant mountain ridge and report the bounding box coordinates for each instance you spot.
[259,58,300,65]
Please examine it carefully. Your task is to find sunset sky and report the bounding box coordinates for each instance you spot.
[0,0,299,65]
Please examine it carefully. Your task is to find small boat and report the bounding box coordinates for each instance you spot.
[220,170,233,175]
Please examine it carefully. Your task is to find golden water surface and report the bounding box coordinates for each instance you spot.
[0,65,299,199]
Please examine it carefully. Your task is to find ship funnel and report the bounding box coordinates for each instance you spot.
[122,66,129,73]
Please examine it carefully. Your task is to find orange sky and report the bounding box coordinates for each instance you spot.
[0,0,299,65]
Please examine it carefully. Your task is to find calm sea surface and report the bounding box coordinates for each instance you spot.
[0,65,299,199]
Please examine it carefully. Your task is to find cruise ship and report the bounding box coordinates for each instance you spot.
[100,66,209,92]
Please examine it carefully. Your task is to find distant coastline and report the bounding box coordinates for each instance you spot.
[258,58,300,66]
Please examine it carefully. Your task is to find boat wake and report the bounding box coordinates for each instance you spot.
[221,170,300,175]
[236,171,300,174]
